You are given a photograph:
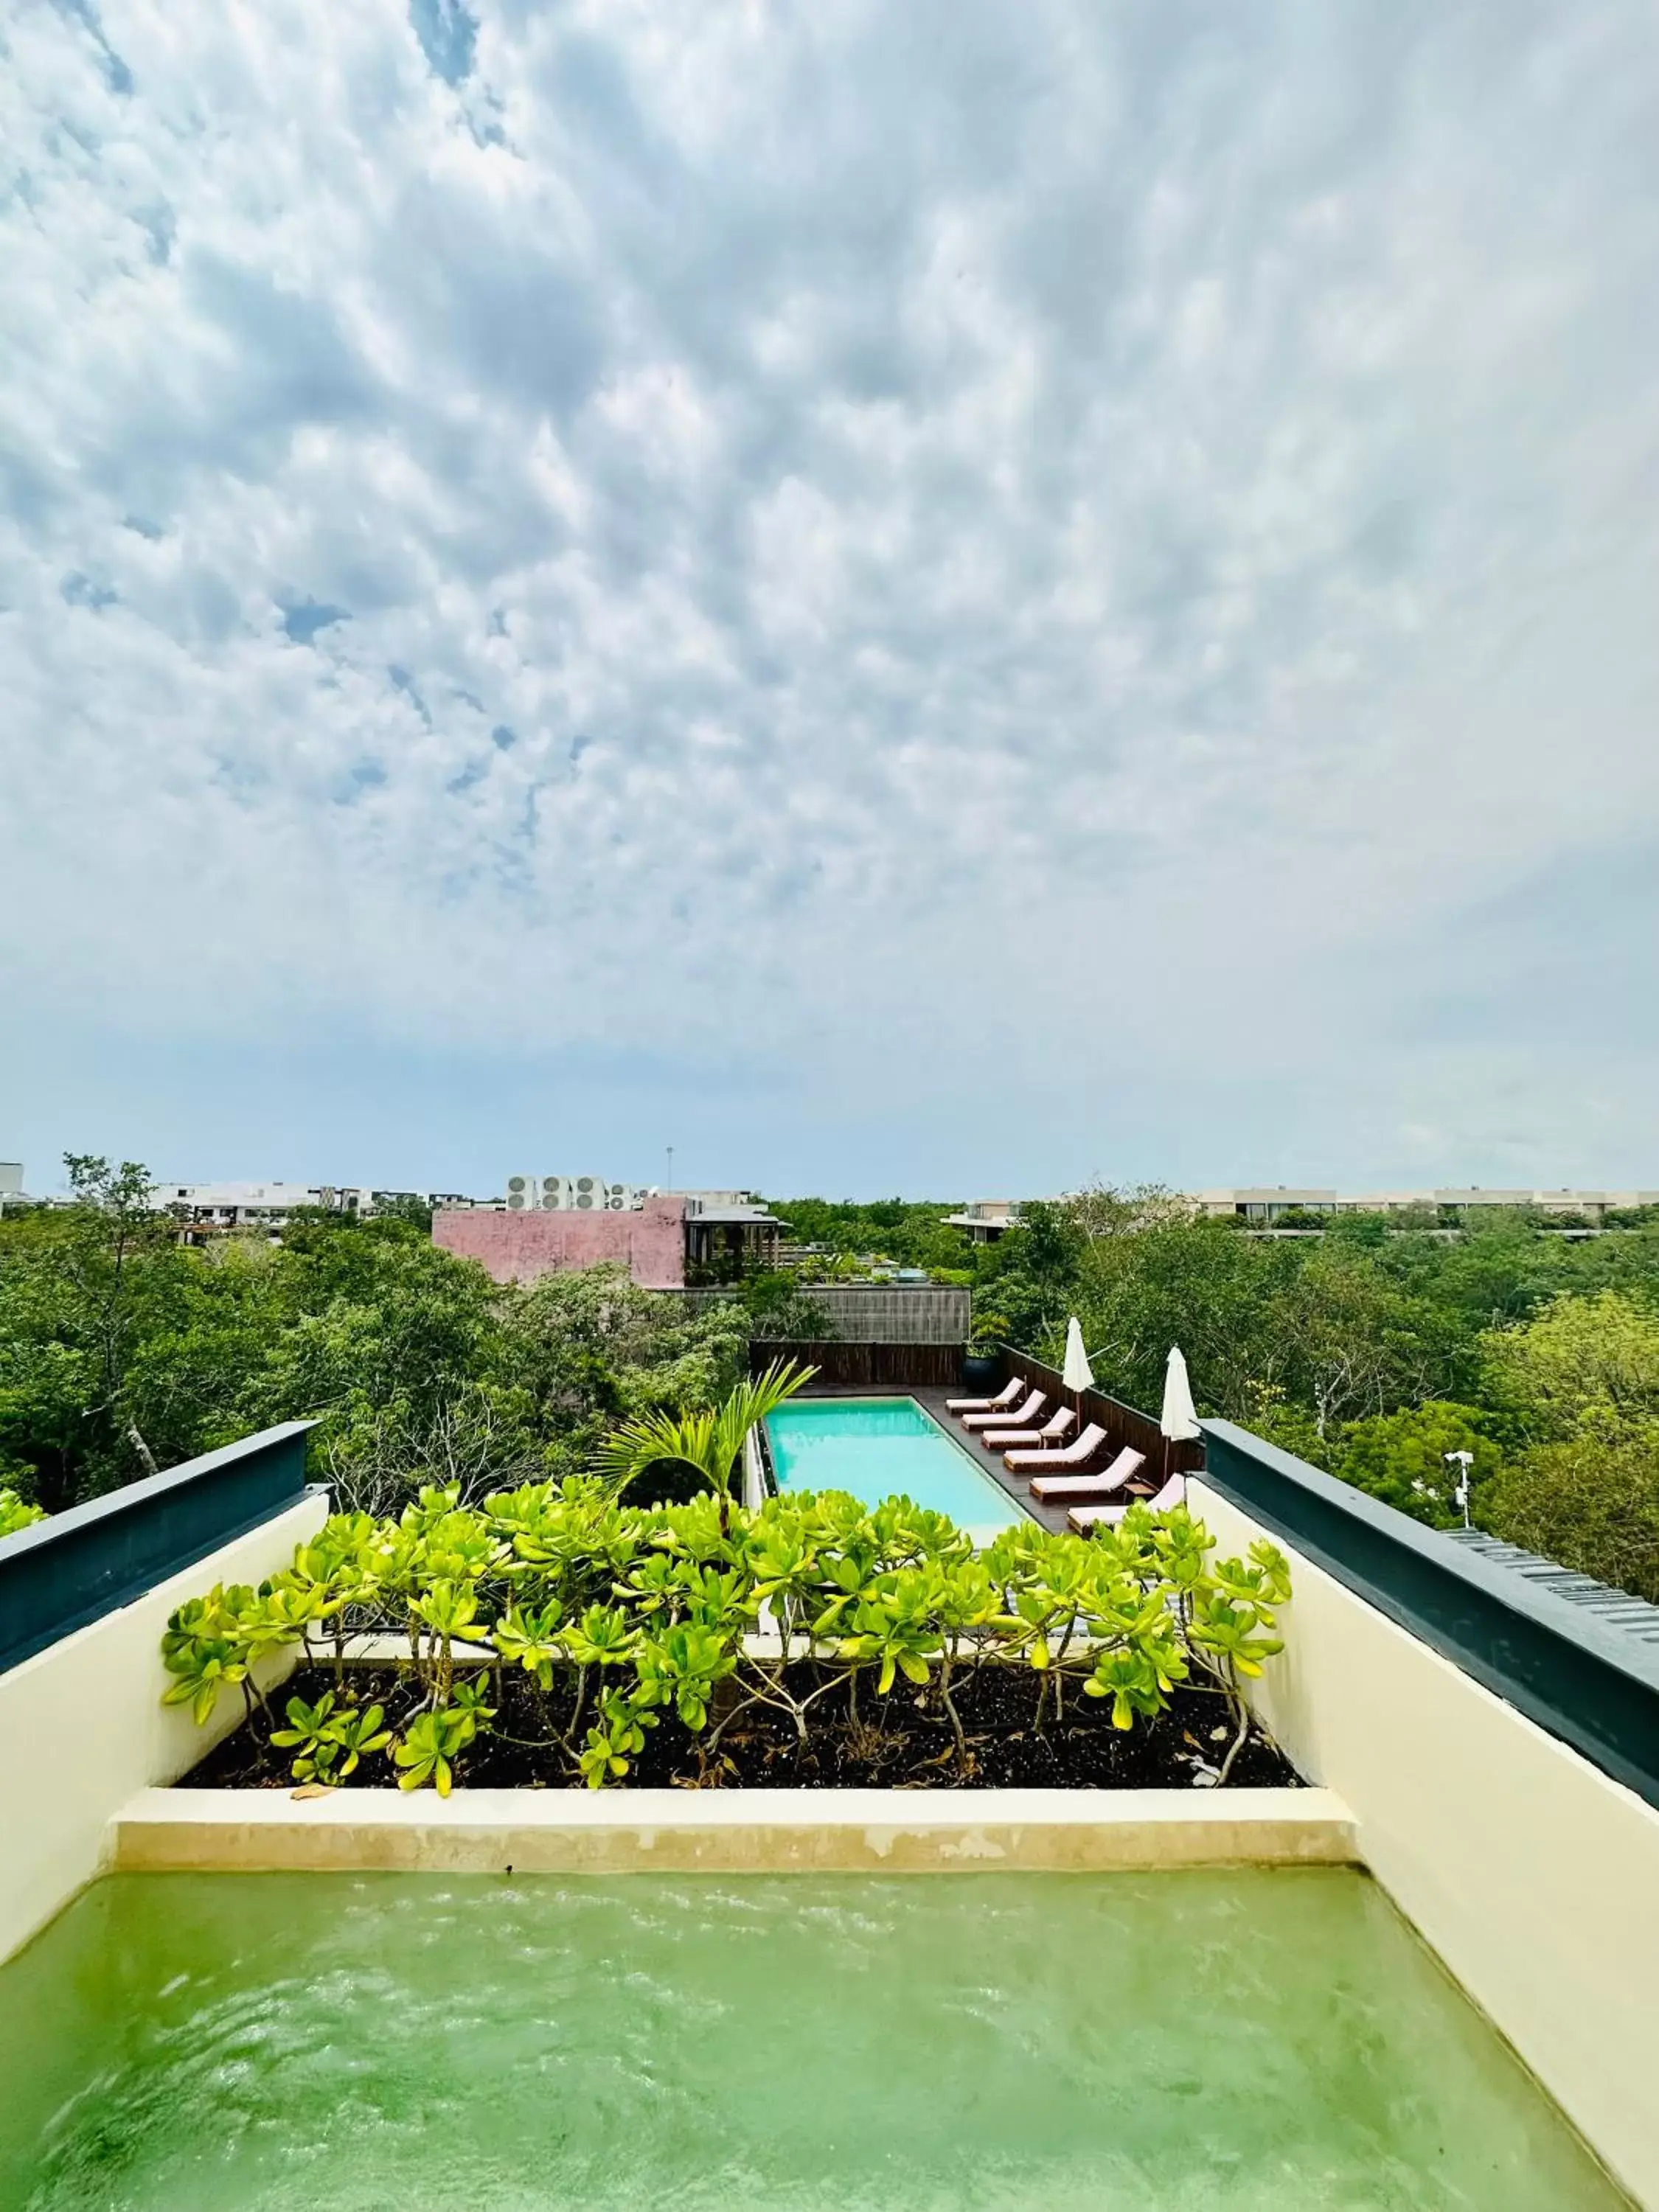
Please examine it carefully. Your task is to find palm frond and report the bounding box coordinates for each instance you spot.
[594,1357,816,1501]
[594,1406,717,1494]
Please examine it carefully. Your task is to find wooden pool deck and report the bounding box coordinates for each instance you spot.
[795,1382,1160,1537]
[911,1384,1070,1532]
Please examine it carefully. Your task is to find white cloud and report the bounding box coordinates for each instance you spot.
[3,0,1658,1190]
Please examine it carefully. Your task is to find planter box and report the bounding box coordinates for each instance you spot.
[113,1784,1357,1874]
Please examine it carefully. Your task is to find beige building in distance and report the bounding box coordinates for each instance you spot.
[1194,1186,1659,1224]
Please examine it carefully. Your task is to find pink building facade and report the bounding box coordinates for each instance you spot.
[433,1195,688,1289]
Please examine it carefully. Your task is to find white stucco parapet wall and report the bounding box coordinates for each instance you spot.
[0,1490,330,1965]
[1188,1477,1659,2212]
[111,1784,1356,1874]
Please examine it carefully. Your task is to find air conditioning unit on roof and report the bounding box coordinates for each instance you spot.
[504,1173,537,1211]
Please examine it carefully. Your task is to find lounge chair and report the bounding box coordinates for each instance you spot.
[1003,1421,1107,1473]
[945,1376,1023,1416]
[1029,1446,1145,1503]
[981,1407,1078,1452]
[1068,1472,1185,1533]
[963,1388,1046,1432]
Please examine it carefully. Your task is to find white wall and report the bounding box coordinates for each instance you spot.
[1191,1478,1659,2210]
[0,1493,327,1964]
[742,1428,766,1511]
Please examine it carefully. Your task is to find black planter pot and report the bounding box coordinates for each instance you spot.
[960,1349,1001,1391]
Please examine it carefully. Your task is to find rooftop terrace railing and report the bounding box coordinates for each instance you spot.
[0,1421,318,1677]
[1200,1417,1659,1812]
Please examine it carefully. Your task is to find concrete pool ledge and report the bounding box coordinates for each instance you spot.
[109,1784,1356,1874]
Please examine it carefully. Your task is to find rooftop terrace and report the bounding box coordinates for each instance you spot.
[1,1372,1656,2205]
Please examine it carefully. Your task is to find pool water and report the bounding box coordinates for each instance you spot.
[767,1394,1027,1533]
[0,1869,1623,2211]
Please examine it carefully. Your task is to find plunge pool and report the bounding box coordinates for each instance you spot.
[0,1868,1623,2211]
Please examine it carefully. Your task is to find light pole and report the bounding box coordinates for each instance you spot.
[1444,1448,1475,1528]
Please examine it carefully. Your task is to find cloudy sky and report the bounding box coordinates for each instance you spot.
[4,0,1658,1200]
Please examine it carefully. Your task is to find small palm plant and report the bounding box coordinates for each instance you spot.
[595,1359,815,1528]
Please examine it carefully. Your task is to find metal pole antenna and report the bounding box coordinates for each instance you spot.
[666,1147,674,1192]
[1444,1449,1475,1528]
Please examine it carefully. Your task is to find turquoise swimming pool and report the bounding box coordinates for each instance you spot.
[766,1395,1029,1533]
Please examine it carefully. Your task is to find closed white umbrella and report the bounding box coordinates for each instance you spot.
[1062,1317,1095,1401]
[1160,1346,1201,1440]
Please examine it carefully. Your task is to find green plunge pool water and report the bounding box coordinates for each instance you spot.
[767,1395,1027,1533]
[0,1870,1624,2211]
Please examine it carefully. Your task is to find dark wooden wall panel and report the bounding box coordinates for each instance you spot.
[751,1340,964,1388]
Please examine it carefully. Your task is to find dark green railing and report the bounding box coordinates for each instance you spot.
[0,1422,319,1677]
[1200,1418,1659,1811]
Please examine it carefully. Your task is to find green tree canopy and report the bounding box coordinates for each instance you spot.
[1479,1290,1659,1444]
[1334,1402,1503,1528]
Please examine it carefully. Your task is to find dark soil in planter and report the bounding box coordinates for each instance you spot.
[183,1663,1301,1792]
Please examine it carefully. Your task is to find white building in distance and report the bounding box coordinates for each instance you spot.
[939,1200,1027,1243]
[1194,1186,1659,1224]
[155,1182,501,1239]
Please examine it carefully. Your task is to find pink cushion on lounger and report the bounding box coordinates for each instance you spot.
[964,1389,1045,1431]
[945,1376,1023,1414]
[1004,1422,1107,1473]
[1068,1472,1185,1531]
[981,1408,1078,1451]
[1029,1447,1145,1501]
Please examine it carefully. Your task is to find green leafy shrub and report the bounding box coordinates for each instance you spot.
[394,1702,488,1796]
[271,1691,392,1783]
[161,1472,1290,1792]
[0,1487,46,1540]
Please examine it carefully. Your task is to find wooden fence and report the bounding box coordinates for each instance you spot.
[1001,1346,1206,1484]
[678,1285,971,1343]
[750,1339,964,1388]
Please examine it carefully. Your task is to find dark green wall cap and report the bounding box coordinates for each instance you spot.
[0,1421,319,1677]
[1200,1417,1659,1810]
